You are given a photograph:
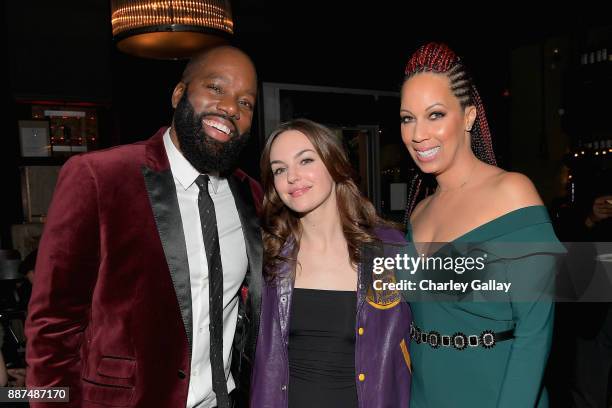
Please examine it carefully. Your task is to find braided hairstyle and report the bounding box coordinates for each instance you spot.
[402,42,497,227]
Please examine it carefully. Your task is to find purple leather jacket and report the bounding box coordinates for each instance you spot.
[250,228,412,408]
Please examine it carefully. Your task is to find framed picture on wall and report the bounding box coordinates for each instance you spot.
[18,120,51,157]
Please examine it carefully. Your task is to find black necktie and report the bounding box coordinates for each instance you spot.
[195,175,230,408]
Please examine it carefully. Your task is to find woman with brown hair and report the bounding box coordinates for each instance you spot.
[401,42,565,407]
[250,118,412,408]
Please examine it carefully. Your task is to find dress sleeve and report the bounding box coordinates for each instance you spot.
[495,247,562,407]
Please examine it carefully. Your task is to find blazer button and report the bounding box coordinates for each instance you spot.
[358,373,365,382]
[178,370,187,379]
[358,327,364,335]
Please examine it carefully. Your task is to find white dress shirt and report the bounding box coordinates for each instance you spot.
[163,130,248,408]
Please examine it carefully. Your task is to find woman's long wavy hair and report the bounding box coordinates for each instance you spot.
[402,42,497,227]
[261,118,389,283]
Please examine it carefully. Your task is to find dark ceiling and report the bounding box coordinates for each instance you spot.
[6,1,608,94]
[1,1,609,246]
[232,2,608,89]
[4,1,609,142]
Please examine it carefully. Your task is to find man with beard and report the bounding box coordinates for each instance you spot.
[25,46,262,408]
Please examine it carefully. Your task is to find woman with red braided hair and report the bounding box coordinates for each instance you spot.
[400,43,565,407]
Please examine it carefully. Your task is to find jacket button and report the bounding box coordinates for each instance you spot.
[358,373,365,382]
[358,327,364,335]
[178,370,186,379]
[281,385,287,391]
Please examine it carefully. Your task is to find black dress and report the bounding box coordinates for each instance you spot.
[288,288,358,408]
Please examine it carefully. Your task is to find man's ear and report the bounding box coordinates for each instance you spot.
[171,82,187,109]
[465,105,477,131]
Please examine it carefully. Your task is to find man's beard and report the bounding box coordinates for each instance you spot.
[172,91,250,175]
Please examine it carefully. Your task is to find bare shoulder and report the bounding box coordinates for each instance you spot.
[493,171,543,209]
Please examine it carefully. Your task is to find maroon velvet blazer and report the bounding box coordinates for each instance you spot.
[25,128,263,407]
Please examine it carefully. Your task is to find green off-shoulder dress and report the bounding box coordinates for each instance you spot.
[404,205,566,408]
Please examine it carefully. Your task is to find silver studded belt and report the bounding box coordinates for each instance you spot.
[410,322,514,350]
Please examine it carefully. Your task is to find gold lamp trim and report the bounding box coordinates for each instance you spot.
[110,0,234,60]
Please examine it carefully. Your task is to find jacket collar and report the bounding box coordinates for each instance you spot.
[145,127,171,173]
[142,126,263,360]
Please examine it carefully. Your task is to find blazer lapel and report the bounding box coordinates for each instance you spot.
[227,175,263,346]
[142,131,193,356]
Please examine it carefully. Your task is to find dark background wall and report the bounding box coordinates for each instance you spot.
[2,1,610,243]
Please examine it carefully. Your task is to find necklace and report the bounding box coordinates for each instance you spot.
[436,161,478,194]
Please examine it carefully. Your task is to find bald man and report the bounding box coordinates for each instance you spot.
[26,46,263,408]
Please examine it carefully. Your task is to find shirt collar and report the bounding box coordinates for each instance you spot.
[163,128,222,193]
